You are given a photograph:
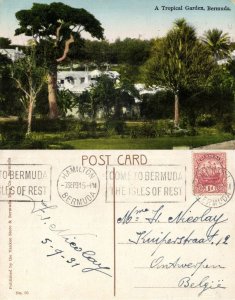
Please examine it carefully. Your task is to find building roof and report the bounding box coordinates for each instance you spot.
[0,48,24,61]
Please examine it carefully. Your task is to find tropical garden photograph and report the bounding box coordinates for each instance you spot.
[0,0,235,149]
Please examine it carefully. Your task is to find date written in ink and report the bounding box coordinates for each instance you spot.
[41,238,80,268]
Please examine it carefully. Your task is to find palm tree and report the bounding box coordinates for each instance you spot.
[143,19,215,127]
[202,29,230,60]
[173,18,197,43]
[167,19,197,126]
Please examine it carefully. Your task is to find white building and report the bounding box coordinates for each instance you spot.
[0,47,25,61]
[58,70,168,118]
[57,69,120,95]
[57,71,95,94]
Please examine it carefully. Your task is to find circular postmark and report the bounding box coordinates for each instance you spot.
[57,165,100,207]
[195,169,235,208]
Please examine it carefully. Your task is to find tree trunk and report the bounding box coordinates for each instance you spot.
[174,93,180,127]
[48,67,59,119]
[27,100,34,135]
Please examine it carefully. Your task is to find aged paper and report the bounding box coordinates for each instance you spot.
[1,0,235,299]
[0,150,235,299]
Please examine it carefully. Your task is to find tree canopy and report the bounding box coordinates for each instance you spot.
[202,29,230,60]
[15,2,104,118]
[143,18,216,126]
[15,2,104,41]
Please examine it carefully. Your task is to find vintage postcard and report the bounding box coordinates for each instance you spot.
[1,0,235,299]
[0,0,234,150]
[0,150,235,299]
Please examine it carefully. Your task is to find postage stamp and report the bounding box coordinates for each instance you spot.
[193,153,234,208]
[57,165,100,207]
[193,153,227,194]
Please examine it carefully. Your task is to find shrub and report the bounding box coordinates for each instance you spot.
[0,121,26,142]
[196,114,216,127]
[32,118,62,132]
[80,121,97,132]
[217,114,234,133]
[156,120,174,136]
[23,140,48,149]
[32,118,82,133]
[170,128,188,137]
[140,121,158,137]
[130,121,158,138]
[105,120,126,135]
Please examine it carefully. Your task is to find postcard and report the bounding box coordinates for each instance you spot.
[0,0,235,299]
[0,0,234,150]
[0,150,235,299]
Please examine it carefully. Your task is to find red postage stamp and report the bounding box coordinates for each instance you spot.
[193,153,227,195]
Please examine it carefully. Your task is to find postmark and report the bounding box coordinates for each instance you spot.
[57,165,100,207]
[193,153,234,208]
[106,164,186,203]
[0,163,51,202]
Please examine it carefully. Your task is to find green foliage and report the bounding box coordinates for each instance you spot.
[128,120,197,138]
[142,18,217,126]
[140,91,174,119]
[90,75,116,120]
[11,47,47,134]
[0,120,26,142]
[79,40,112,64]
[57,89,77,117]
[143,24,215,93]
[0,117,234,149]
[31,118,75,132]
[196,114,216,127]
[62,38,152,67]
[15,3,104,39]
[217,114,234,133]
[0,37,12,49]
[129,121,159,138]
[0,54,23,116]
[207,67,234,123]
[76,78,111,121]
[105,120,126,136]
[111,38,152,65]
[34,83,49,115]
[115,64,140,83]
[202,29,231,60]
[77,74,138,121]
[77,38,152,66]
[12,51,47,107]
[15,2,104,67]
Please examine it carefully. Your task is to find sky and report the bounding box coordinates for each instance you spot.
[0,0,235,44]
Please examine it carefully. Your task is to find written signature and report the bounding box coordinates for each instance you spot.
[31,200,112,278]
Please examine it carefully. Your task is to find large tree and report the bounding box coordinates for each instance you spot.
[15,2,104,119]
[202,29,230,60]
[143,19,215,127]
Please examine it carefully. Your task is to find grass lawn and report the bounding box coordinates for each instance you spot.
[0,117,234,149]
[60,133,233,149]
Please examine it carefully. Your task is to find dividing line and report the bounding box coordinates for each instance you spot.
[113,167,116,297]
